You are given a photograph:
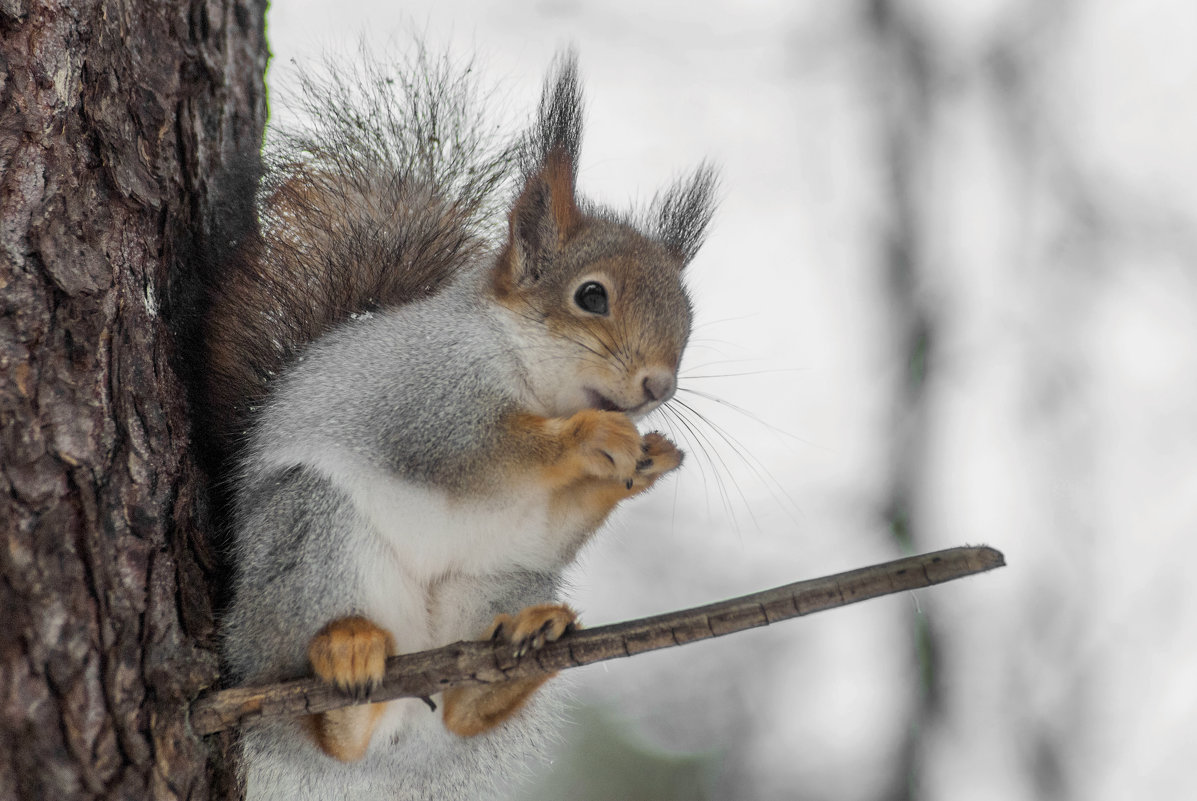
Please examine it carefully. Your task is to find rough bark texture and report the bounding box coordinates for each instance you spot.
[0,1,266,799]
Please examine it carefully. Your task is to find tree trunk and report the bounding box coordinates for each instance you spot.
[0,1,265,798]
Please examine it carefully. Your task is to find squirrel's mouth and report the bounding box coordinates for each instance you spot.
[584,388,626,413]
[583,388,662,419]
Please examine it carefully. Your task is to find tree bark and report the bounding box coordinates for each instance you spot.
[0,1,265,799]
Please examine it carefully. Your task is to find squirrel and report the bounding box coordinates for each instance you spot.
[204,48,716,800]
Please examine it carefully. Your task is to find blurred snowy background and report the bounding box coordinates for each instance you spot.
[267,1,1197,799]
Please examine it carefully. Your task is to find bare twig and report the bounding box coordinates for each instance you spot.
[190,545,1004,736]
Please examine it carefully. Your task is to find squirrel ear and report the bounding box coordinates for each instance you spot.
[499,147,582,289]
[521,50,583,177]
[650,163,719,267]
[496,50,585,293]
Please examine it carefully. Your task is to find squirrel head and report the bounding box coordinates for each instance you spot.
[491,146,716,420]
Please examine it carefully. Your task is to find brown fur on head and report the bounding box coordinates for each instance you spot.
[489,144,710,419]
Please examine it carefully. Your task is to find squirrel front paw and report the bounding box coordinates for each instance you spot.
[308,616,395,699]
[629,431,683,489]
[566,409,642,481]
[517,409,683,494]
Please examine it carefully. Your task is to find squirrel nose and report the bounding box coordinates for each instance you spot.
[640,369,676,404]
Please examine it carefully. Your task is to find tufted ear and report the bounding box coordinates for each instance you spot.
[496,51,586,295]
[497,146,582,291]
[650,163,719,267]
[522,50,583,177]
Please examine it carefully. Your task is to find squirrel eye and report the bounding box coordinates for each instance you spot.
[574,281,609,315]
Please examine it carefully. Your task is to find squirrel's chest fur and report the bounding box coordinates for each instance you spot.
[232,281,568,656]
[226,285,573,778]
[303,453,561,644]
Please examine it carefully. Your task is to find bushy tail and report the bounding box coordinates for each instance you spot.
[201,46,523,456]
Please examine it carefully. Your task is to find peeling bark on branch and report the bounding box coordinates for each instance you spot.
[191,546,1004,737]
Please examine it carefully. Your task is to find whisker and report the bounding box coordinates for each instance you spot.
[653,402,726,524]
[683,338,752,357]
[666,400,754,532]
[680,355,774,372]
[593,332,627,371]
[677,387,814,447]
[690,313,762,330]
[681,366,811,381]
[670,396,803,521]
[644,407,686,534]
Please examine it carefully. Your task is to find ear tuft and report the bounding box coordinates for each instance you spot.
[496,51,587,294]
[650,163,719,266]
[522,49,583,180]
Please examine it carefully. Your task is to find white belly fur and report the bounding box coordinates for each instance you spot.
[264,447,562,747]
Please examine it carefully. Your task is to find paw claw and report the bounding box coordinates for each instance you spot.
[635,433,683,479]
[491,604,577,659]
[308,617,394,698]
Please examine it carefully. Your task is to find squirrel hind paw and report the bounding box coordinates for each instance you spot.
[308,616,395,698]
[489,604,577,658]
[441,604,577,738]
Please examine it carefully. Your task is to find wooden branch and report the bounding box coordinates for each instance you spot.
[190,545,1004,736]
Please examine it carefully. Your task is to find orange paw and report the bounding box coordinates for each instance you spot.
[307,616,394,699]
[489,603,577,658]
[628,432,683,490]
[441,604,577,738]
[568,409,642,482]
